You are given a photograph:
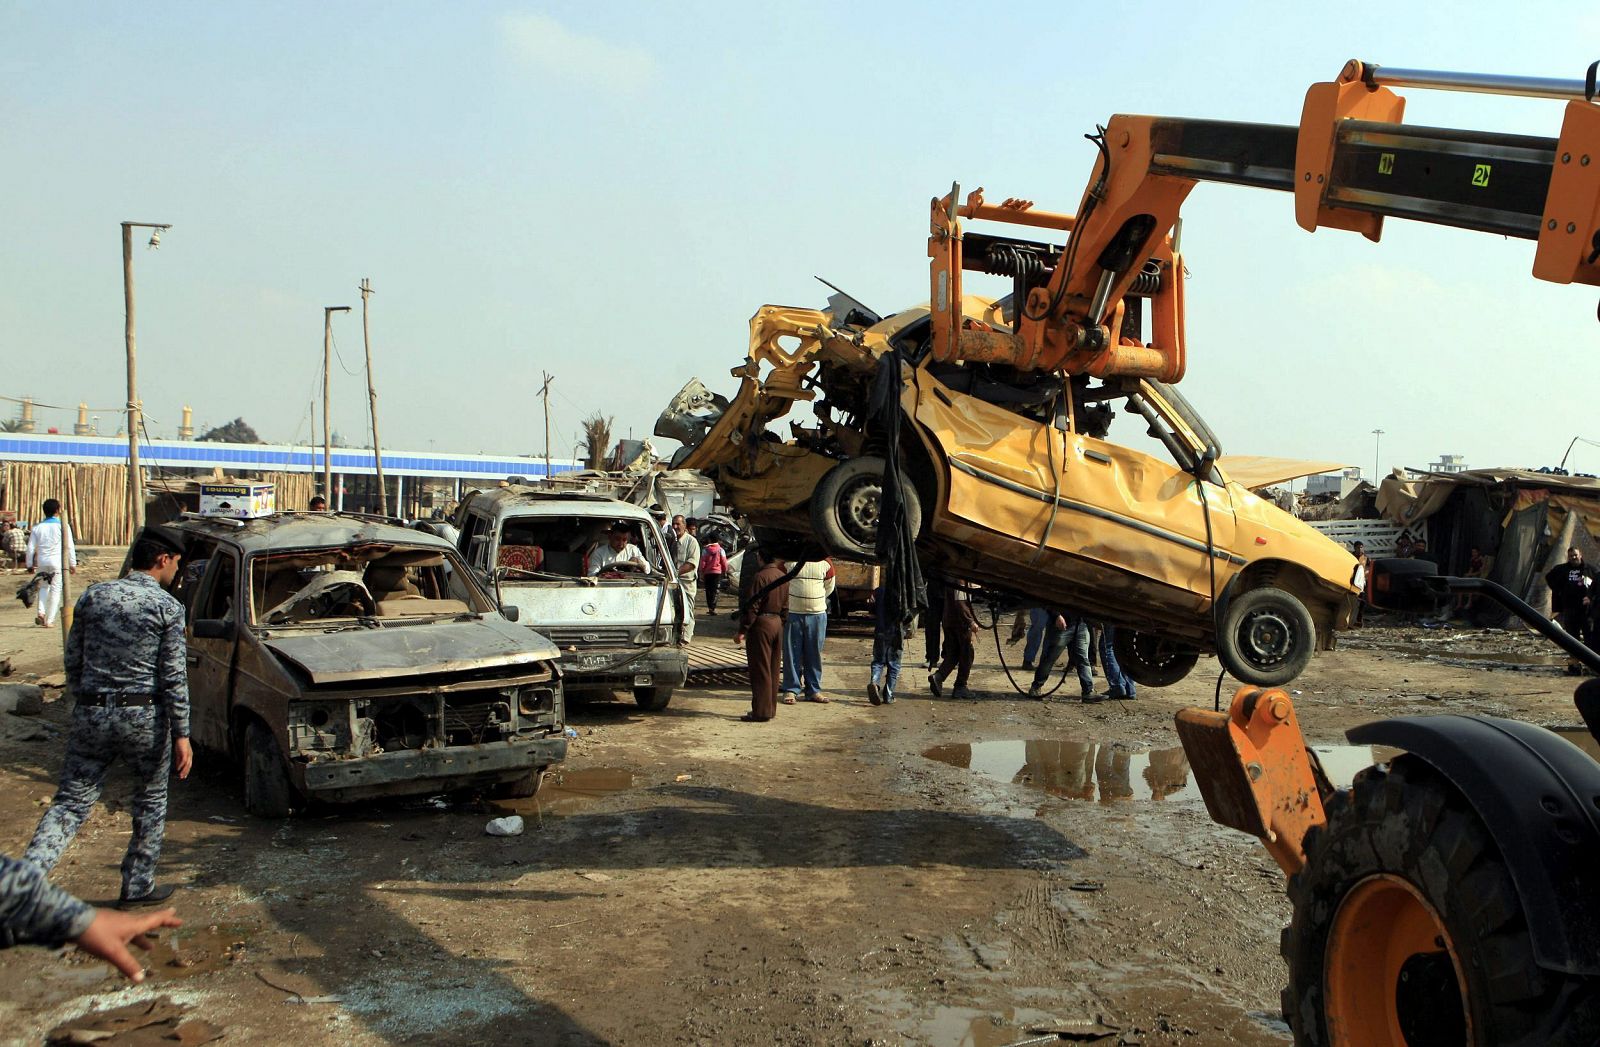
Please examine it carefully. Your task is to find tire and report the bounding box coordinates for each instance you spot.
[1216,585,1316,686]
[243,720,299,819]
[491,767,547,799]
[634,686,673,712]
[1283,755,1600,1044]
[1112,629,1199,687]
[810,456,922,560]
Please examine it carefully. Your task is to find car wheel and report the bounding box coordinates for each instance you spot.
[810,456,922,560]
[1112,629,1199,687]
[243,720,299,819]
[1217,585,1316,686]
[634,686,673,711]
[1282,755,1598,1043]
[491,767,547,799]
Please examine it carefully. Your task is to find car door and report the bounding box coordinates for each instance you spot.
[185,549,240,752]
[1067,383,1236,604]
[914,368,1235,606]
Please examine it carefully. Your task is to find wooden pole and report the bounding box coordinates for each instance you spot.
[322,306,351,504]
[359,279,386,514]
[540,372,553,482]
[122,221,170,538]
[59,475,76,648]
[122,223,143,533]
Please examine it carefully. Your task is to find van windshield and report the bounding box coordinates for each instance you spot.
[496,515,668,582]
[249,543,489,626]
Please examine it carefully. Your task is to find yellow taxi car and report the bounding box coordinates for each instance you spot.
[657,294,1360,687]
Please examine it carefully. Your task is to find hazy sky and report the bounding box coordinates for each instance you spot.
[3,2,1597,476]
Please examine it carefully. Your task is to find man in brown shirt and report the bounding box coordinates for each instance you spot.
[735,548,790,722]
[929,581,979,699]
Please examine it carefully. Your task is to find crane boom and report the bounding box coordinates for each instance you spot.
[928,58,1600,383]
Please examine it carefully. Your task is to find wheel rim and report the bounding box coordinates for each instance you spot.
[835,475,882,546]
[1133,634,1183,669]
[1325,873,1470,1046]
[1238,609,1295,668]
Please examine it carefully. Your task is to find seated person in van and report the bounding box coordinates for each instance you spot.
[587,523,648,576]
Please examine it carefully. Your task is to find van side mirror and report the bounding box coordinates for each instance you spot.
[192,619,236,641]
[500,605,521,623]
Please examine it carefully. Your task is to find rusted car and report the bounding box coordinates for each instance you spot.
[657,294,1360,686]
[160,513,566,816]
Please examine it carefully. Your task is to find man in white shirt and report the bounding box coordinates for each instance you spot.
[780,559,836,703]
[26,498,77,628]
[587,524,647,576]
[668,515,700,644]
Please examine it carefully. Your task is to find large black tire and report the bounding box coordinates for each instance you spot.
[1283,755,1600,1044]
[1112,629,1199,687]
[243,720,299,819]
[491,767,548,799]
[810,456,922,560]
[634,686,673,712]
[1216,585,1316,686]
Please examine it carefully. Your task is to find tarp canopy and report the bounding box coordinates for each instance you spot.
[1378,468,1600,528]
[1217,456,1351,492]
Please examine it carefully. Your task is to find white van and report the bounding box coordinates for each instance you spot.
[455,488,689,711]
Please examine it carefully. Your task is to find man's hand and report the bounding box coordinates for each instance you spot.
[74,906,182,982]
[173,738,193,780]
[734,632,746,647]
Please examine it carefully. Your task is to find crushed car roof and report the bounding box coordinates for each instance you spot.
[470,487,655,520]
[165,512,453,553]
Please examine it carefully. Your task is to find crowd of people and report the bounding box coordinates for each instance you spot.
[730,545,1137,722]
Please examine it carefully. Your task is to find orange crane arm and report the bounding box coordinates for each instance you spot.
[928,59,1600,384]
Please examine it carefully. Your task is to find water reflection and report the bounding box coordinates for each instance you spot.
[925,739,1379,805]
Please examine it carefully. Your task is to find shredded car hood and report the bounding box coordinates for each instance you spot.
[262,616,561,684]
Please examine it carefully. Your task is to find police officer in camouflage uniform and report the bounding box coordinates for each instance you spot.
[0,851,181,980]
[24,526,194,908]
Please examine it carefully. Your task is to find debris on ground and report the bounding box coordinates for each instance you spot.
[0,682,44,715]
[484,815,524,837]
[46,997,223,1046]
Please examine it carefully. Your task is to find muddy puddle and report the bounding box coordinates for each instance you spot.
[914,1004,1090,1046]
[492,767,634,817]
[144,922,257,980]
[924,739,1378,805]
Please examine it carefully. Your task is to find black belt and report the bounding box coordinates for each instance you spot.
[756,611,784,618]
[76,693,155,709]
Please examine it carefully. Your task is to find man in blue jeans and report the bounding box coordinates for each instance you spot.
[780,559,835,703]
[1028,612,1099,703]
[1007,607,1050,670]
[867,585,902,706]
[1096,622,1136,700]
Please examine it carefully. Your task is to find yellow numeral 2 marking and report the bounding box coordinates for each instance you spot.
[1472,164,1492,187]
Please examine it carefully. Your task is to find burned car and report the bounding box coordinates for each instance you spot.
[658,294,1360,687]
[161,513,566,816]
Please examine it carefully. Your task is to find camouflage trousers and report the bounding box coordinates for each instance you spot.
[25,705,172,899]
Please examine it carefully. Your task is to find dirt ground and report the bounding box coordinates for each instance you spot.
[0,559,1591,1046]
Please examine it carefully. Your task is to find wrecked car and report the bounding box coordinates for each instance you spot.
[159,512,566,816]
[657,294,1360,687]
[454,488,689,710]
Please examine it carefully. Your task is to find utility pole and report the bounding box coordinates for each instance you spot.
[121,220,171,533]
[359,279,386,514]
[539,372,553,481]
[1371,428,1385,484]
[323,306,352,504]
